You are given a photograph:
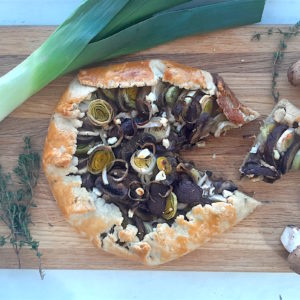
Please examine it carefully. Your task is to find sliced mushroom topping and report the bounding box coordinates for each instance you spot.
[133,215,146,240]
[81,173,95,189]
[276,128,295,153]
[77,157,89,170]
[128,181,148,202]
[147,181,172,216]
[77,134,96,144]
[173,178,205,204]
[176,163,200,183]
[264,124,288,167]
[214,121,239,138]
[213,180,237,194]
[95,174,128,202]
[106,125,123,147]
[145,121,170,142]
[120,118,137,138]
[241,160,280,182]
[108,159,129,182]
[184,97,202,124]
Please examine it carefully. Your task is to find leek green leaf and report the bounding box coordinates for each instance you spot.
[0,0,130,122]
[66,0,266,73]
[92,0,190,41]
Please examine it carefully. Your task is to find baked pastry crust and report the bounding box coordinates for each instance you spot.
[43,60,260,265]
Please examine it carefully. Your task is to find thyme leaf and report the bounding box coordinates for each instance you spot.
[0,137,44,279]
[251,21,300,103]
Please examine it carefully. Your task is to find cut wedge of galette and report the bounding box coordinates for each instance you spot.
[43,60,260,265]
[240,99,300,183]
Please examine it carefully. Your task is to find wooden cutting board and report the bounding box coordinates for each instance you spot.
[0,25,300,272]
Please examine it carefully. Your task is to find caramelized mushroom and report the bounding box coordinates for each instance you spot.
[147,181,172,216]
[173,178,204,204]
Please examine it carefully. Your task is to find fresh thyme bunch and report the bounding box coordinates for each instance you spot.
[0,137,44,279]
[252,21,300,103]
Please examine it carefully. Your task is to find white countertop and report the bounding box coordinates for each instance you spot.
[0,0,300,299]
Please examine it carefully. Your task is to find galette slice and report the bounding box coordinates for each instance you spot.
[240,99,300,182]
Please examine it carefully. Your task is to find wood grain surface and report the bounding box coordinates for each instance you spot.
[0,26,300,272]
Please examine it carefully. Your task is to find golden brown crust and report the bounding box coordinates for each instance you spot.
[43,60,260,265]
[43,118,76,169]
[214,74,260,125]
[162,60,209,91]
[78,61,156,89]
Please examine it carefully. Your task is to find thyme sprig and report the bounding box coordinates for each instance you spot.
[0,137,44,279]
[252,21,300,103]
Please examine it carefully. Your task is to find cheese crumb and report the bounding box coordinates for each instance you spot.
[128,209,134,218]
[108,136,118,145]
[137,148,151,159]
[160,117,168,127]
[155,170,166,181]
[162,138,170,149]
[135,187,144,196]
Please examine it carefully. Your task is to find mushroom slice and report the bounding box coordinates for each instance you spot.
[214,121,239,138]
[106,124,123,148]
[120,118,137,139]
[128,181,148,202]
[130,148,156,175]
[264,124,289,167]
[77,134,96,144]
[276,128,295,153]
[87,146,115,175]
[288,247,300,275]
[87,99,114,127]
[108,159,129,182]
[81,173,95,189]
[173,178,205,204]
[147,181,173,216]
[241,159,280,182]
[133,215,146,240]
[176,163,200,183]
[95,174,128,202]
[183,97,202,125]
[145,120,170,142]
[213,179,237,194]
[281,225,300,253]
